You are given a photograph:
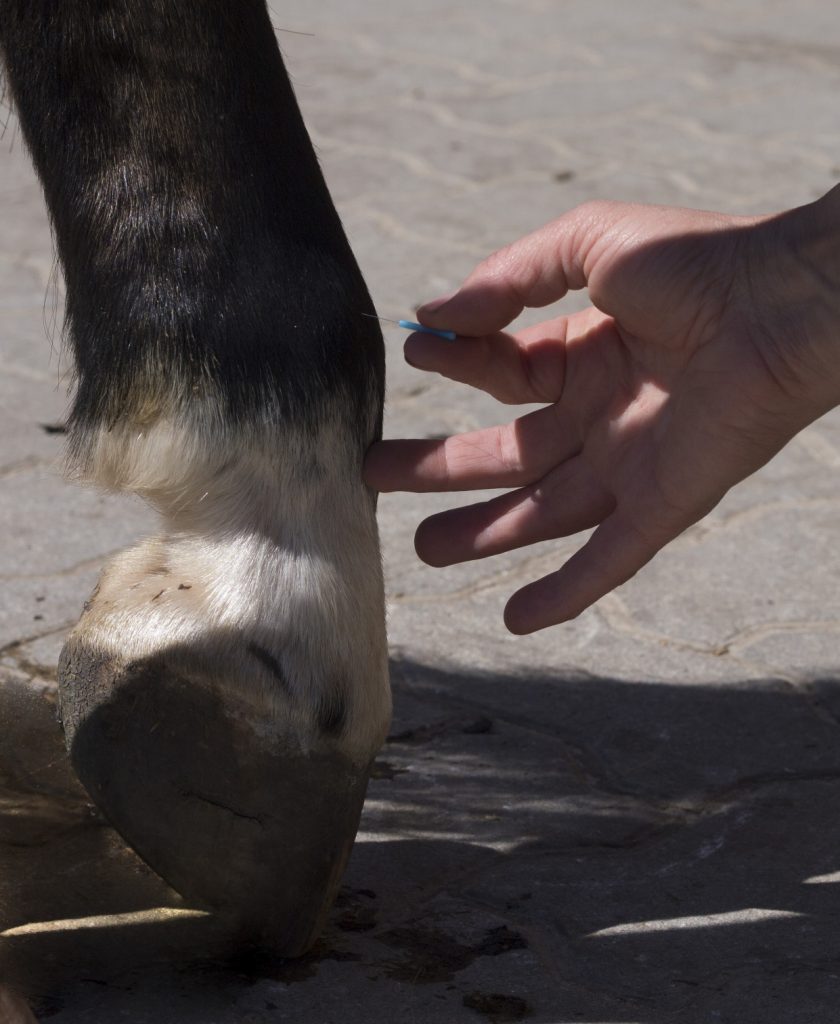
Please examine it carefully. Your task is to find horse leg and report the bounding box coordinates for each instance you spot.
[0,0,389,955]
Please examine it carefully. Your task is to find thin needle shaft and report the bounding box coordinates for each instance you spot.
[362,313,456,342]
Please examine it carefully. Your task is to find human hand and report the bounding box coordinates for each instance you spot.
[365,190,840,633]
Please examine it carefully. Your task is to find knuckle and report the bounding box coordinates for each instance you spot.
[495,428,523,476]
[478,245,537,309]
[575,198,621,222]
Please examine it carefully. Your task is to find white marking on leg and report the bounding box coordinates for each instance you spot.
[66,395,390,763]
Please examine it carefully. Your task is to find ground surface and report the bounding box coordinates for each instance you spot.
[3,1,840,1022]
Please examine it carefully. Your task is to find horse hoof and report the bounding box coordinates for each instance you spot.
[58,636,373,956]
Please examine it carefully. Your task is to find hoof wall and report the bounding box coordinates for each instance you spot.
[58,640,370,957]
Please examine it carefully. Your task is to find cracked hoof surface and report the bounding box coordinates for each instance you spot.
[58,639,371,957]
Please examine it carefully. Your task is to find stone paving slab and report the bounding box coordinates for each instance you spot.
[3,1,840,1022]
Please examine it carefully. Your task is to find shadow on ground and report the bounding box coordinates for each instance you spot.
[2,657,840,1022]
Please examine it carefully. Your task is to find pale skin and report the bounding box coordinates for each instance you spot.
[364,186,840,634]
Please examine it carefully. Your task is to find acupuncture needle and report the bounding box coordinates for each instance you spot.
[362,313,456,342]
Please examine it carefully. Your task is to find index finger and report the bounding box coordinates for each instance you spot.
[417,201,624,337]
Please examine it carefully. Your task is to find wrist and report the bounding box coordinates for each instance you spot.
[748,185,840,417]
[792,184,840,278]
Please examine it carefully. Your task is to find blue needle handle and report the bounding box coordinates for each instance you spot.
[397,319,457,342]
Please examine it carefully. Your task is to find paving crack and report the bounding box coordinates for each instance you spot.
[0,623,74,682]
[716,618,840,658]
[0,623,73,661]
[685,494,840,544]
[390,656,840,827]
[0,549,124,583]
[597,592,840,664]
[387,545,579,606]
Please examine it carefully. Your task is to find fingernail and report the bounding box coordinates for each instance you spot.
[417,290,457,317]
